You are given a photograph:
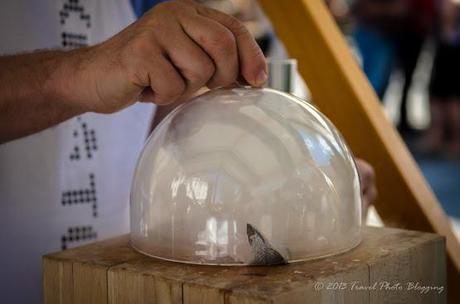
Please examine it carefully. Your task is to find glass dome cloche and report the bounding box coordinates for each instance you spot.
[130,87,362,266]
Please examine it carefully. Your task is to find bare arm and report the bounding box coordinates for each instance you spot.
[0,49,89,142]
[0,0,267,143]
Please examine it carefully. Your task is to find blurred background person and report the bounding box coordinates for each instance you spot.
[423,0,460,155]
[195,1,460,226]
[328,0,435,135]
[202,0,460,236]
[327,0,460,235]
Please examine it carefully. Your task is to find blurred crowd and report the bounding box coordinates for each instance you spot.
[202,0,460,158]
[327,0,460,157]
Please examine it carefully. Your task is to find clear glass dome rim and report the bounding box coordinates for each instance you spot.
[129,235,362,266]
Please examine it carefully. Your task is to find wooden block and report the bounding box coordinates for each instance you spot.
[43,227,446,303]
[154,277,182,304]
[43,257,73,304]
[109,269,182,304]
[43,235,142,304]
[73,263,107,304]
[183,284,224,304]
[43,257,63,304]
[256,0,460,299]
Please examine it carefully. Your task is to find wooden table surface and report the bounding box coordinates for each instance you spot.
[43,226,446,304]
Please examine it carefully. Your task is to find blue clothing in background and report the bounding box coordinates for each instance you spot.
[353,26,395,98]
[131,0,166,17]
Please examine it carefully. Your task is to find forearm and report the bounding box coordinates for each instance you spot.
[0,49,87,143]
[0,0,268,144]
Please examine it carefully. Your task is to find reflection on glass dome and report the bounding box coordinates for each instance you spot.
[130,87,362,265]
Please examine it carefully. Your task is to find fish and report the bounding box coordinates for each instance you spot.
[246,223,288,266]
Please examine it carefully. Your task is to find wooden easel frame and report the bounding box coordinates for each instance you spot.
[258,0,460,301]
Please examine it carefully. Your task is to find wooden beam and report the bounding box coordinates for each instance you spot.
[258,0,460,300]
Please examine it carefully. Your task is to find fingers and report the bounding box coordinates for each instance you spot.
[157,19,224,92]
[195,6,268,87]
[364,182,377,206]
[177,11,239,88]
[138,54,186,105]
[355,159,375,190]
[355,158,377,212]
[127,0,267,107]
[362,167,374,190]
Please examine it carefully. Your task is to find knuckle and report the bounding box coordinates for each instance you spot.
[153,1,185,15]
[222,68,238,85]
[227,16,248,38]
[184,60,215,87]
[207,30,236,56]
[196,61,215,82]
[169,79,186,95]
[157,79,186,104]
[219,31,236,53]
[222,25,237,42]
[212,70,237,88]
[121,46,156,86]
[128,69,148,88]
[201,60,215,80]
[130,35,156,58]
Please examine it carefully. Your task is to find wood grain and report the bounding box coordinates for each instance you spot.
[43,227,446,303]
[73,263,107,304]
[43,235,143,304]
[256,0,460,300]
[43,258,73,304]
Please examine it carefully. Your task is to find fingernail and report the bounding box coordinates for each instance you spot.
[254,70,268,87]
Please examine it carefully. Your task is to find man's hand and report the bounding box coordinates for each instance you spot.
[355,158,377,215]
[75,0,267,113]
[0,0,266,142]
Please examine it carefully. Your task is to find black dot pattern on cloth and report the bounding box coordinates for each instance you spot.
[62,32,87,48]
[61,173,98,218]
[60,0,91,49]
[70,117,98,160]
[59,1,100,252]
[61,226,97,250]
[59,0,91,27]
[69,145,80,160]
